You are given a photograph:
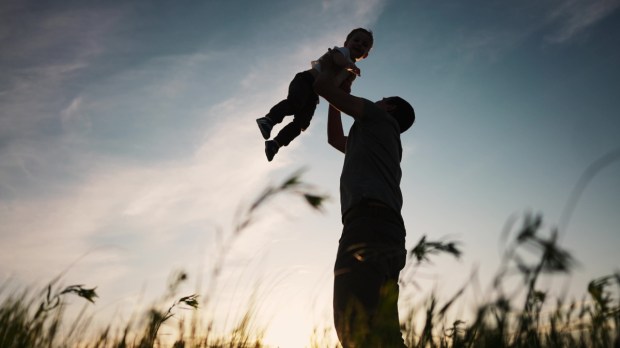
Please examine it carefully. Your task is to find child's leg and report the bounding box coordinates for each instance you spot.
[273,93,317,146]
[266,72,313,124]
[272,72,317,146]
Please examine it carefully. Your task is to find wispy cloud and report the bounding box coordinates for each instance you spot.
[0,0,378,295]
[0,38,317,296]
[321,0,386,24]
[0,3,124,137]
[545,0,620,43]
[447,0,619,62]
[0,3,385,344]
[0,3,126,204]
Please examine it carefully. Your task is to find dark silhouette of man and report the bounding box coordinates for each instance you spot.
[314,53,415,347]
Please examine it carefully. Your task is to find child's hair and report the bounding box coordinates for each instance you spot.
[346,28,374,47]
[386,97,415,133]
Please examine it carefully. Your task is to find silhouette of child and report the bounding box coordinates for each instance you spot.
[256,28,373,161]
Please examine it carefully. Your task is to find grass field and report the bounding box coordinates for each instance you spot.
[2,172,618,347]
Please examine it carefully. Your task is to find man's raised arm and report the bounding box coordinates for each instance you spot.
[313,51,365,120]
[327,105,346,153]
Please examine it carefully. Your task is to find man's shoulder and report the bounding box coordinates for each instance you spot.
[359,98,380,109]
[360,99,385,119]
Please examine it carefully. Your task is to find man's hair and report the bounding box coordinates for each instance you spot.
[345,28,374,47]
[387,97,415,133]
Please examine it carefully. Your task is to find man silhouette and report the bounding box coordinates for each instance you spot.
[314,52,415,347]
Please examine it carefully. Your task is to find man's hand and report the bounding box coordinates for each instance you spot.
[339,75,354,93]
[314,67,365,120]
[347,63,360,77]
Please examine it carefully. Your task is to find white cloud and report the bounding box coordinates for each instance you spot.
[447,0,619,63]
[322,0,385,24]
[0,3,387,343]
[0,44,315,295]
[0,4,126,207]
[0,3,124,142]
[546,0,620,43]
[321,0,385,23]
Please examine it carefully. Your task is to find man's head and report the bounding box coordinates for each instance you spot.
[377,97,415,133]
[344,28,373,61]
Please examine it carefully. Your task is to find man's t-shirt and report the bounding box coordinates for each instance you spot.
[340,99,403,217]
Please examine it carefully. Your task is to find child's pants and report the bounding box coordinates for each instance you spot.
[266,71,318,146]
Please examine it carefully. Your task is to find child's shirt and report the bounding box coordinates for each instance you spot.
[311,47,356,87]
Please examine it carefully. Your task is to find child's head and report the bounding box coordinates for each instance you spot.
[344,28,373,61]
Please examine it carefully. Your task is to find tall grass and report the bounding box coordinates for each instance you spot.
[1,169,619,347]
[399,215,619,348]
[396,148,620,348]
[1,171,328,348]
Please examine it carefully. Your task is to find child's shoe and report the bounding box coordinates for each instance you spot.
[265,140,279,161]
[256,117,273,140]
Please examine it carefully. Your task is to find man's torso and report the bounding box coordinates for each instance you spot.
[340,99,404,218]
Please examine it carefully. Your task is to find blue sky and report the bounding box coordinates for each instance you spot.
[1,0,619,346]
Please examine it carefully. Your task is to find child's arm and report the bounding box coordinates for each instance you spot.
[332,49,360,76]
[320,48,360,76]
